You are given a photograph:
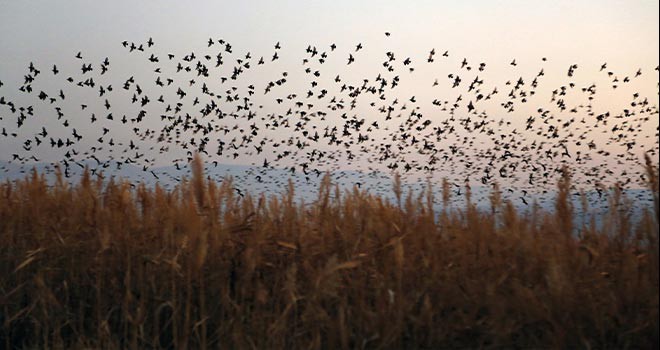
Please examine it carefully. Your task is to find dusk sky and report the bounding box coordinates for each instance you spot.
[2,1,657,71]
[0,0,658,190]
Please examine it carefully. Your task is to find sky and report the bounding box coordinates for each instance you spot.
[1,1,657,66]
[0,0,658,190]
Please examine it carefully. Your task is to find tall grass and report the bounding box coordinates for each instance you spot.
[0,154,658,349]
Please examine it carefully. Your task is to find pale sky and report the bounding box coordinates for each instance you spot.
[1,1,657,67]
[0,0,658,189]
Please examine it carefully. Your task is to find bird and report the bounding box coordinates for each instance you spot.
[0,34,654,216]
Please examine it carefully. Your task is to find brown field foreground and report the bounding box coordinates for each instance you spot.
[1,156,658,349]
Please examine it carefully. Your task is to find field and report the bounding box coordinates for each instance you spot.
[1,155,658,349]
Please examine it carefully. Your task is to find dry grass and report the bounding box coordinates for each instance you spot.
[0,154,658,349]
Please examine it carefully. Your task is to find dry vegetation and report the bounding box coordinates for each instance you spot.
[1,155,658,349]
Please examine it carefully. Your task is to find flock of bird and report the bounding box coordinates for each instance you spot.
[0,34,658,207]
